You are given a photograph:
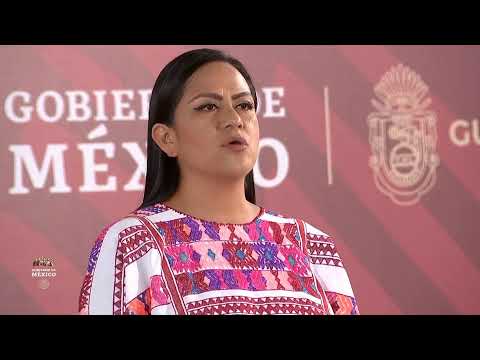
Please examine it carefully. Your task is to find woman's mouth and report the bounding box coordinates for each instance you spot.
[222,135,249,152]
[223,141,248,152]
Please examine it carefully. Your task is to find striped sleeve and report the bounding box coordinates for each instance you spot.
[78,217,159,315]
[302,221,360,315]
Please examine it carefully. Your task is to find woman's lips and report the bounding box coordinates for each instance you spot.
[222,143,248,152]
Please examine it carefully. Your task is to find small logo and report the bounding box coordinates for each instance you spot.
[32,257,56,290]
[367,64,440,206]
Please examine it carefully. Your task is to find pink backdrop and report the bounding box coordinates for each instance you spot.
[1,45,479,314]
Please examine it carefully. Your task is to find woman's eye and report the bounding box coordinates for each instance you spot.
[237,102,254,111]
[195,103,218,112]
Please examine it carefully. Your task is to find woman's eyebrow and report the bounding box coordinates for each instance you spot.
[188,92,222,103]
[231,91,252,100]
[188,91,252,103]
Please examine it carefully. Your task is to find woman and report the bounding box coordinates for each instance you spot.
[78,48,359,315]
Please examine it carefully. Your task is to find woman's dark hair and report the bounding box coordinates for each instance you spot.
[138,48,258,210]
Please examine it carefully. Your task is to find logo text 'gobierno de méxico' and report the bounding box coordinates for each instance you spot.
[32,257,56,290]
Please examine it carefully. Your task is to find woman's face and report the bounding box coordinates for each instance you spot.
[162,61,260,181]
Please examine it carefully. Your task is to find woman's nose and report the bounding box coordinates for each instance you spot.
[222,107,244,129]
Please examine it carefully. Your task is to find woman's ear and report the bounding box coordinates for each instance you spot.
[152,123,178,157]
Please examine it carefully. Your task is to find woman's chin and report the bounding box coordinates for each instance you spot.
[214,166,252,180]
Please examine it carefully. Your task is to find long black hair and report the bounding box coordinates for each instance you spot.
[138,48,258,210]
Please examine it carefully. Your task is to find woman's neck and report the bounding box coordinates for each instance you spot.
[163,174,259,224]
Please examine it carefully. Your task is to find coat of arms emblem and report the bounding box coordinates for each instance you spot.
[367,64,440,206]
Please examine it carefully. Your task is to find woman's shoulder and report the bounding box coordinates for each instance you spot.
[86,208,171,261]
[91,214,146,246]
[261,207,332,240]
[97,203,186,239]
